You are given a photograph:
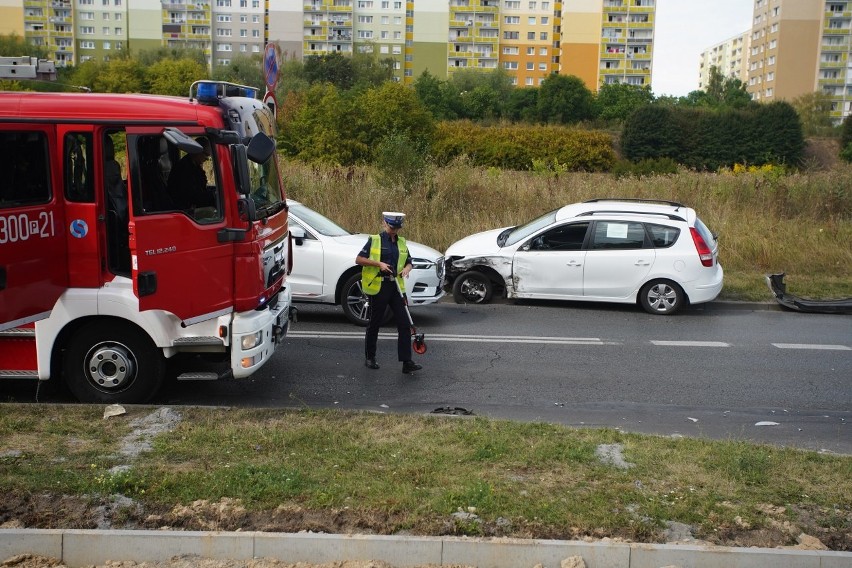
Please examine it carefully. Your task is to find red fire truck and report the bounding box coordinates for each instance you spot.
[0,77,294,403]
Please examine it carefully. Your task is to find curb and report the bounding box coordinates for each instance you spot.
[2,529,850,568]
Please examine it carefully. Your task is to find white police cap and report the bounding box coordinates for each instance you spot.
[382,211,406,228]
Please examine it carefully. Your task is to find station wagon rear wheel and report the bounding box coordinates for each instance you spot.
[640,280,685,315]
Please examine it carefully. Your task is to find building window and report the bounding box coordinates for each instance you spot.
[527,31,535,39]
[504,31,519,39]
[503,46,518,54]
[218,15,231,22]
[539,47,547,55]
[540,32,547,40]
[80,26,94,34]
[504,61,518,69]
[505,16,519,24]
[528,17,536,24]
[525,77,533,85]
[526,61,534,70]
[360,15,372,22]
[103,41,110,49]
[80,40,95,49]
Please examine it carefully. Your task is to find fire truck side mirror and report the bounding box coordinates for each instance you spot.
[246,132,274,164]
[237,197,256,222]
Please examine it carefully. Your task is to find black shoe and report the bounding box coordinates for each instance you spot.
[402,360,422,373]
[365,358,380,370]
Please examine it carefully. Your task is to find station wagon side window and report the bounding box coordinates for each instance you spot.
[589,221,647,250]
[0,131,51,208]
[645,223,680,248]
[530,222,589,251]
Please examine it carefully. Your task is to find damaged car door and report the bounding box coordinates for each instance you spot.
[512,222,590,298]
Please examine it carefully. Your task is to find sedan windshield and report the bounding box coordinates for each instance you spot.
[289,202,350,237]
[503,209,559,247]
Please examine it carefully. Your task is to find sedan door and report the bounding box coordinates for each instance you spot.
[512,222,589,298]
[287,218,326,300]
[582,220,655,300]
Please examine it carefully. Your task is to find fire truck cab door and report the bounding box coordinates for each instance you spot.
[125,128,234,324]
[0,125,68,332]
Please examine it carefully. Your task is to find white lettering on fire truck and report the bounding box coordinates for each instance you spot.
[144,245,177,256]
[0,211,55,244]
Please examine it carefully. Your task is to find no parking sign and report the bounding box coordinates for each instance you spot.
[263,43,279,90]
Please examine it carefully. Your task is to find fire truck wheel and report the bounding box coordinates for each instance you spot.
[63,321,165,404]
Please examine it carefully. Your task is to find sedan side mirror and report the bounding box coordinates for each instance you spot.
[290,226,306,245]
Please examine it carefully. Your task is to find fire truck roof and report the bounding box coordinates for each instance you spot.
[0,91,229,126]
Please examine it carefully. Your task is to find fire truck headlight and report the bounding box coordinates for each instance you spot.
[241,331,263,351]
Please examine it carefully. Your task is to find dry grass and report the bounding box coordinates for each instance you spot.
[282,160,852,300]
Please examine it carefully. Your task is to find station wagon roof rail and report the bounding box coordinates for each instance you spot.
[583,198,686,208]
[576,210,687,222]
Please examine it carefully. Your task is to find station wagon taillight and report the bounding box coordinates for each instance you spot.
[690,227,714,267]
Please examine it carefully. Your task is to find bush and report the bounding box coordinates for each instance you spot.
[432,121,615,172]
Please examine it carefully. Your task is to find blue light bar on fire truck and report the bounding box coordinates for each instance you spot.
[190,80,259,105]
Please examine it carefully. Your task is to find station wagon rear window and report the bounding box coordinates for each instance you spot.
[646,223,680,248]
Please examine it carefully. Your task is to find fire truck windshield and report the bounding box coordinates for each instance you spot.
[247,146,283,211]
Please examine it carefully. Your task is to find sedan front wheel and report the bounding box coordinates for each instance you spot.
[640,280,685,315]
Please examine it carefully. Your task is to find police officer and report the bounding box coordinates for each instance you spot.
[355,212,423,374]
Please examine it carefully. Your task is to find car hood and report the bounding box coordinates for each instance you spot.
[445,228,509,258]
[333,233,443,261]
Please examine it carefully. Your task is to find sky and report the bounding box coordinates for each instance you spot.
[651,0,755,97]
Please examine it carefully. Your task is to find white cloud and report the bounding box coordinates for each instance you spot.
[651,0,754,97]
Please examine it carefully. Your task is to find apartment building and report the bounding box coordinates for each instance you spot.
[9,0,655,89]
[736,0,852,122]
[698,31,750,90]
[562,0,654,90]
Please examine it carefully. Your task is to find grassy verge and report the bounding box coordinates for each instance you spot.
[1,405,849,549]
[282,161,852,301]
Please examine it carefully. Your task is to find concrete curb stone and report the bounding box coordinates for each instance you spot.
[2,529,850,568]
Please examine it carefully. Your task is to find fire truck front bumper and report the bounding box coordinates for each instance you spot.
[230,288,292,379]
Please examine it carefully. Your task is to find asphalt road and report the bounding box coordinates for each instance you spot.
[4,299,850,454]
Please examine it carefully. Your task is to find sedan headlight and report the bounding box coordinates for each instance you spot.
[241,331,264,351]
[411,258,435,271]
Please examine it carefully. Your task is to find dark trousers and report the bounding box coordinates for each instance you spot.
[364,280,411,362]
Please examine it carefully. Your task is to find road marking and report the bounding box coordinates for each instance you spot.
[772,343,851,351]
[650,340,731,347]
[287,331,618,345]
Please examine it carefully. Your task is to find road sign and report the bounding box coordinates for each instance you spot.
[263,43,279,90]
[263,91,278,118]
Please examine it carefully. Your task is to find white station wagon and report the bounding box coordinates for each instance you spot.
[444,199,723,315]
[287,200,445,325]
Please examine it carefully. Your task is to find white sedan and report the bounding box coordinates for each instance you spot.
[287,200,445,325]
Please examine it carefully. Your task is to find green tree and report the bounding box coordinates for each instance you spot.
[213,53,264,91]
[88,57,145,93]
[414,70,455,120]
[351,49,394,90]
[146,58,208,96]
[791,91,836,136]
[536,74,596,124]
[136,47,207,68]
[505,87,539,122]
[594,83,654,122]
[447,68,512,119]
[0,33,48,59]
[685,66,753,109]
[352,81,435,160]
[279,83,364,164]
[841,114,852,161]
[303,52,354,89]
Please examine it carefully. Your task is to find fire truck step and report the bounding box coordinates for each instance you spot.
[172,337,224,346]
[0,370,38,379]
[176,372,221,381]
